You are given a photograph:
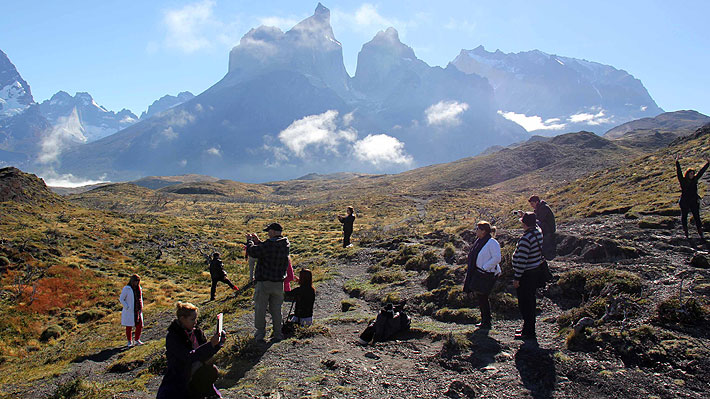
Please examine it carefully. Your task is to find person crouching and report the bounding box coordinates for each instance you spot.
[157,301,226,399]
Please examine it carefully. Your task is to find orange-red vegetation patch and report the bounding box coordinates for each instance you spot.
[22,265,107,313]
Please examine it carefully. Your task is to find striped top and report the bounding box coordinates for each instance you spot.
[512,228,544,279]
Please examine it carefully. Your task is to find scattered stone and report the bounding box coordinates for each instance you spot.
[444,380,477,398]
[364,352,380,360]
[574,317,595,333]
[321,359,338,370]
[690,253,710,269]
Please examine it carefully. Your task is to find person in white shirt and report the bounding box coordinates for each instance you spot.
[463,221,501,330]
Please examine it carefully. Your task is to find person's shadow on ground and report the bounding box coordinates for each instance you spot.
[465,328,502,369]
[515,340,556,399]
[216,337,272,389]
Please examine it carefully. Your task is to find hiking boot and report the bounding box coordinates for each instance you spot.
[475,322,491,329]
[134,340,144,345]
[126,340,134,348]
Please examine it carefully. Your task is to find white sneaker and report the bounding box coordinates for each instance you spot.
[134,340,144,345]
[127,340,134,348]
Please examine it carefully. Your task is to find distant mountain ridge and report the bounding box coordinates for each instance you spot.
[39,91,138,142]
[2,3,669,183]
[451,46,662,133]
[0,50,33,120]
[140,92,195,120]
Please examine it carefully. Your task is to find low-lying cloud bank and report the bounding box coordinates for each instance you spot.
[273,110,413,168]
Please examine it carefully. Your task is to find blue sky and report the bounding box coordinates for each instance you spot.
[1,0,708,116]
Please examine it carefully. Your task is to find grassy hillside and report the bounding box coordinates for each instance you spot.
[1,124,709,397]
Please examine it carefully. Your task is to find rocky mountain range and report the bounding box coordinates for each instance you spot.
[451,46,663,134]
[139,91,194,120]
[39,91,138,142]
[0,3,679,183]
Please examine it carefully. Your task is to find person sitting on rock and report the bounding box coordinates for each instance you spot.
[358,303,411,345]
[676,154,709,240]
[209,252,238,301]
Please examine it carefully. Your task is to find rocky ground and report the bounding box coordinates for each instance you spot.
[11,212,710,399]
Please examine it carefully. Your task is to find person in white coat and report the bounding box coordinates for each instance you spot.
[119,274,144,347]
[463,221,502,330]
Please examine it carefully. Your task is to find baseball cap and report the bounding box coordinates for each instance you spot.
[263,222,283,232]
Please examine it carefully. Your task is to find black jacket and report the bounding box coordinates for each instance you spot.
[339,214,355,232]
[677,160,709,205]
[209,258,226,280]
[156,320,221,399]
[286,286,316,318]
[534,200,556,235]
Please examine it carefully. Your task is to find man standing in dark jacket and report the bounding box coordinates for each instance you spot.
[208,253,237,301]
[337,206,356,248]
[529,195,556,260]
[246,223,290,342]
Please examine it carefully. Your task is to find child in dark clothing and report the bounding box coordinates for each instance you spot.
[286,269,316,326]
[209,252,238,301]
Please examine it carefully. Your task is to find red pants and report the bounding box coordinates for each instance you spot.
[126,323,142,341]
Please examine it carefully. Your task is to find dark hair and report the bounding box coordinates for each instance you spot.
[128,274,141,286]
[685,168,696,179]
[299,268,314,292]
[346,206,354,214]
[528,195,540,203]
[521,212,537,228]
[212,252,220,259]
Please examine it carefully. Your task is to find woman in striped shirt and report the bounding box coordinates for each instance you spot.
[512,212,544,340]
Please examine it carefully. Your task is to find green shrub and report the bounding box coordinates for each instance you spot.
[40,324,64,342]
[75,309,106,323]
[656,297,708,326]
[557,297,608,328]
[443,243,456,262]
[433,308,479,324]
[556,267,642,303]
[490,292,519,317]
[425,264,459,290]
[341,299,357,312]
[370,269,405,284]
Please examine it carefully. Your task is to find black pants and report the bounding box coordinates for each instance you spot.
[477,293,492,324]
[516,271,538,336]
[343,229,353,247]
[210,276,235,300]
[680,200,703,238]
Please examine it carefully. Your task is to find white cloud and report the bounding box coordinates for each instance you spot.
[568,109,612,125]
[179,159,188,167]
[444,18,477,34]
[40,169,109,188]
[258,16,301,30]
[497,110,567,132]
[342,111,355,127]
[162,0,240,53]
[206,147,221,156]
[161,127,178,141]
[38,108,87,164]
[354,134,412,166]
[425,100,469,126]
[164,109,196,127]
[278,110,356,157]
[332,4,416,37]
